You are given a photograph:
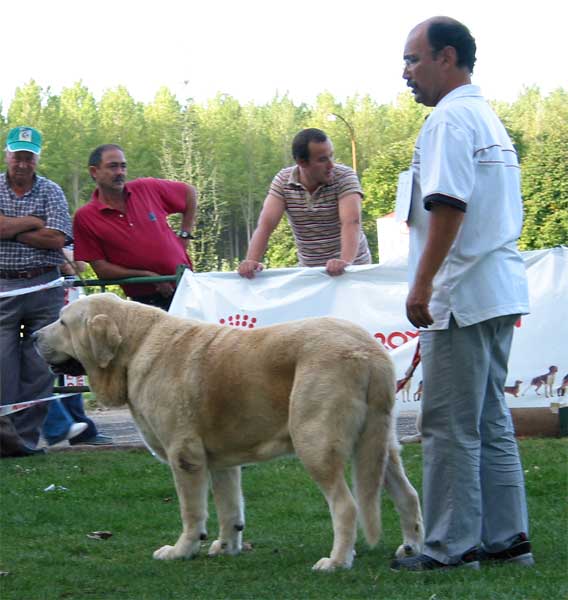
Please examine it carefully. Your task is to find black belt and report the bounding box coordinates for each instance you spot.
[0,266,59,280]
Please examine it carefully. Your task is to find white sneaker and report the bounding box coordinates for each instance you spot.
[47,422,88,446]
[65,422,88,441]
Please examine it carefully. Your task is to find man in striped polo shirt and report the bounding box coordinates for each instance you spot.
[238,128,371,278]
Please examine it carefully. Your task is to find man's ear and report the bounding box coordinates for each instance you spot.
[87,314,122,368]
[441,45,458,68]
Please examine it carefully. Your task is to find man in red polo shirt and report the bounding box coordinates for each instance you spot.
[74,144,197,310]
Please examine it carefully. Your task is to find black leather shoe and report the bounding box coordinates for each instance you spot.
[391,549,480,571]
[476,533,534,566]
[1,446,47,458]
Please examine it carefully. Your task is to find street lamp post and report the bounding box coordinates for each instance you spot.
[328,113,357,173]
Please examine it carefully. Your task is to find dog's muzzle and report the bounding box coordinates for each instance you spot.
[31,332,87,376]
[48,357,87,376]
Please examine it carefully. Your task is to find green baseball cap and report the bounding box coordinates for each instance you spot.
[5,126,42,155]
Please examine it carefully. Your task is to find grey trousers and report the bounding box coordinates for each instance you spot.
[419,314,529,564]
[0,274,64,447]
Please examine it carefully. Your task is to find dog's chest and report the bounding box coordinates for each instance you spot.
[128,406,167,460]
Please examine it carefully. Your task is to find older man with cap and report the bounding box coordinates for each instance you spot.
[0,126,73,458]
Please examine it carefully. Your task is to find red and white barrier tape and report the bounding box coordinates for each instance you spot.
[0,277,64,298]
[0,393,77,417]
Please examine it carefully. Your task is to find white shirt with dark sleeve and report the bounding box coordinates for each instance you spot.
[407,84,529,329]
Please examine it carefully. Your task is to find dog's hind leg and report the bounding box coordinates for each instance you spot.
[153,445,209,561]
[299,445,358,572]
[291,387,362,571]
[208,466,244,557]
[384,442,424,558]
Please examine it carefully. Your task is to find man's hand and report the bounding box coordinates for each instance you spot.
[325,258,351,277]
[155,281,175,298]
[238,260,264,279]
[406,281,434,328]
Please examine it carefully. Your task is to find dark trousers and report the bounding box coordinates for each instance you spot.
[0,281,64,447]
[130,292,172,311]
[0,416,27,456]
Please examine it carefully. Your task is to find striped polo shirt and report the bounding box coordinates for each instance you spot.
[269,164,371,267]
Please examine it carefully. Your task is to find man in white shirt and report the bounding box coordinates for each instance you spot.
[391,17,533,571]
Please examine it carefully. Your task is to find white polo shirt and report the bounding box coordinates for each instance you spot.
[407,84,529,329]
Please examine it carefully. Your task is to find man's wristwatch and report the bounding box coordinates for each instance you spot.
[178,230,194,240]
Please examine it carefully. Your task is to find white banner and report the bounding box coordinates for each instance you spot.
[170,247,568,411]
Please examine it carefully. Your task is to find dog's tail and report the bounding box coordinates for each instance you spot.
[351,356,395,547]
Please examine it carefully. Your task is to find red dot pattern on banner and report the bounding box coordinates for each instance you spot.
[219,314,258,328]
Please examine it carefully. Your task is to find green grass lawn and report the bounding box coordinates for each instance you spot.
[1,439,566,600]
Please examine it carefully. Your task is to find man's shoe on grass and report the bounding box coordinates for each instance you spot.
[477,533,534,567]
[47,422,88,446]
[391,550,480,572]
[70,434,113,446]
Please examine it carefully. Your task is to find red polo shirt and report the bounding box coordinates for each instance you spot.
[74,178,192,297]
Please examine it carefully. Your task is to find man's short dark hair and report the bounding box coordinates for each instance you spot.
[88,144,124,168]
[292,128,328,162]
[427,18,476,73]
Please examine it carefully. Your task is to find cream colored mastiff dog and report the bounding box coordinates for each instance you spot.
[35,293,423,571]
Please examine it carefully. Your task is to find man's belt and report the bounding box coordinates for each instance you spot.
[0,266,59,280]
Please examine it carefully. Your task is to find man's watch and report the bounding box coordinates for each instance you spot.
[178,230,194,240]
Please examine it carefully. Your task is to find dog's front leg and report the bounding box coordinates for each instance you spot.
[153,451,209,561]
[208,466,244,556]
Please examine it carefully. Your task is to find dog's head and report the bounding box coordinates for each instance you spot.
[35,293,124,376]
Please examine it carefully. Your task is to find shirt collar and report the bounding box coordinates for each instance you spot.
[285,165,336,192]
[437,84,483,108]
[286,165,303,188]
[91,184,131,211]
[2,172,39,194]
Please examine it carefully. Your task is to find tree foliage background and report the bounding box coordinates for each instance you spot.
[2,80,566,271]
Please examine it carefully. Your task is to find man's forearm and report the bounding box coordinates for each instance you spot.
[413,204,464,287]
[0,215,44,239]
[245,227,272,262]
[181,185,198,233]
[15,228,65,249]
[90,260,158,280]
[405,205,464,328]
[339,221,360,264]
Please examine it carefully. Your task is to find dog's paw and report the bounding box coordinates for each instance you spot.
[207,539,242,556]
[153,540,200,560]
[311,556,353,572]
[207,540,224,556]
[394,542,422,559]
[153,545,181,560]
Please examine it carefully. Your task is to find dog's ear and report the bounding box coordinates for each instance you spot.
[86,314,122,368]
